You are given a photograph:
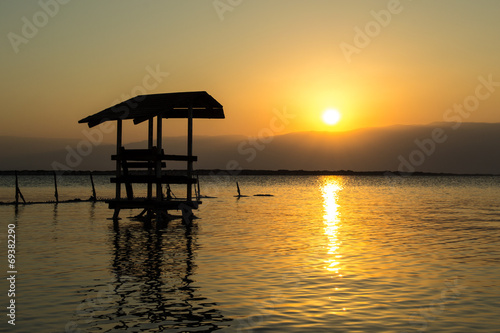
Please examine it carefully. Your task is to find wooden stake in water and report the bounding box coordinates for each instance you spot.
[90,172,97,202]
[53,171,59,203]
[15,171,18,205]
[196,175,201,201]
[235,181,248,198]
[14,171,26,205]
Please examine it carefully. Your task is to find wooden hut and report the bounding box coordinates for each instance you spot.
[78,91,225,220]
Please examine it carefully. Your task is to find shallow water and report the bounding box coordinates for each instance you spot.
[1,175,499,332]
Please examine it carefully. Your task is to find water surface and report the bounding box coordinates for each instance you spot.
[1,175,499,332]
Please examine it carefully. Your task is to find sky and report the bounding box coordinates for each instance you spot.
[1,0,500,144]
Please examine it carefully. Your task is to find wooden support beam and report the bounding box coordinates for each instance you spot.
[148,117,154,148]
[196,175,201,201]
[114,119,122,219]
[187,106,193,201]
[147,117,153,200]
[121,159,134,200]
[156,115,162,200]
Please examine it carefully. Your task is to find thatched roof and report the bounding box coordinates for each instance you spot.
[79,91,224,128]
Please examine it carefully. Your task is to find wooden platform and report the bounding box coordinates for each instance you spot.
[78,91,225,221]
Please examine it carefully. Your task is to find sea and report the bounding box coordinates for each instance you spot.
[0,174,499,332]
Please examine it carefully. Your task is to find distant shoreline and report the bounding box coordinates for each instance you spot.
[0,170,498,177]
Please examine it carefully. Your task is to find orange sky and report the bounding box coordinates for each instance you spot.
[1,0,500,144]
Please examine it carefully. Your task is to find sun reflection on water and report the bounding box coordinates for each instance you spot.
[321,177,343,276]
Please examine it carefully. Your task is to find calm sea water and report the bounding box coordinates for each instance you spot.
[1,175,499,332]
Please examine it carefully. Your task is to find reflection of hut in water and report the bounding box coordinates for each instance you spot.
[78,91,225,221]
[69,221,231,331]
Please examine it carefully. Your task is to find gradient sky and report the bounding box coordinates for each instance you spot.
[1,0,500,143]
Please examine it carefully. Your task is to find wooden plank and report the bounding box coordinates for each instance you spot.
[111,147,161,160]
[162,154,197,161]
[110,175,197,185]
[106,198,201,210]
[126,162,166,169]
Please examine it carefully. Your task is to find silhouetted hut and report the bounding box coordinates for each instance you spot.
[78,91,225,220]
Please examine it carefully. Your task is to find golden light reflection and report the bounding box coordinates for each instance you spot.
[321,177,343,276]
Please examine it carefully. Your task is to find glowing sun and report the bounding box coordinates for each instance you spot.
[322,109,342,125]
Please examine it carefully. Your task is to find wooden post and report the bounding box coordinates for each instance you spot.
[53,171,59,203]
[90,171,97,202]
[15,171,19,205]
[196,174,201,201]
[114,119,122,220]
[14,171,26,205]
[147,117,153,200]
[187,106,193,202]
[116,119,123,198]
[156,114,162,200]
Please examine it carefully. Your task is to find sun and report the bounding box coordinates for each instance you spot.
[322,109,342,126]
